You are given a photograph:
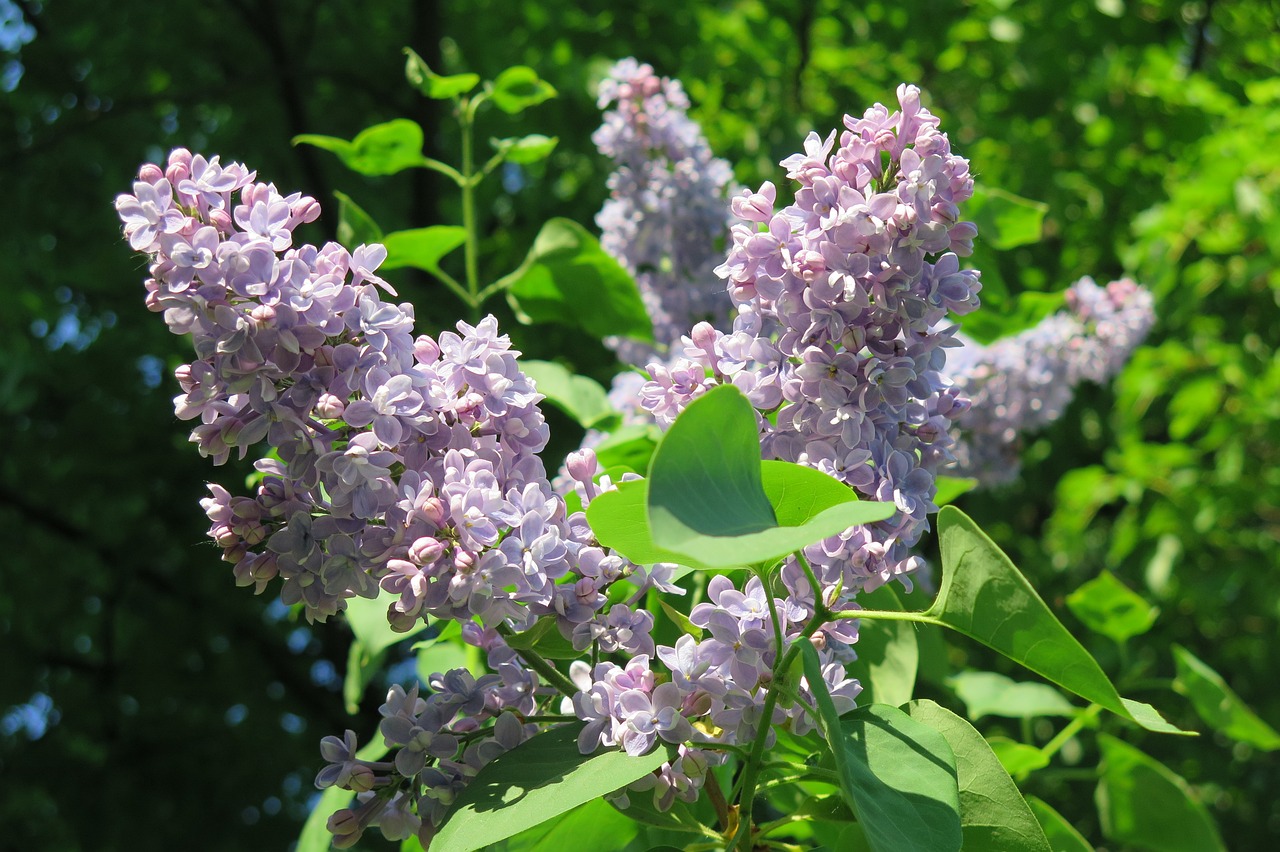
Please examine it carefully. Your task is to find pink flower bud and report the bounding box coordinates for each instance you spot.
[565,449,598,485]
[408,536,445,566]
[414,335,440,364]
[138,163,164,184]
[315,393,345,419]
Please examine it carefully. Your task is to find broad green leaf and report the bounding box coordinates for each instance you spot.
[333,190,383,250]
[844,584,918,707]
[658,599,702,639]
[1024,797,1092,852]
[820,698,964,852]
[1066,570,1159,645]
[1095,733,1226,852]
[491,797,639,851]
[432,724,671,852]
[296,737,389,852]
[948,670,1076,721]
[295,119,430,176]
[343,640,386,714]
[587,458,895,577]
[934,476,978,507]
[504,616,581,660]
[646,385,896,568]
[521,360,617,430]
[592,424,660,473]
[492,134,560,164]
[905,700,1052,852]
[985,736,1050,779]
[932,507,1190,735]
[1172,644,1280,750]
[403,48,479,99]
[416,637,474,682]
[345,591,428,656]
[968,184,1048,250]
[381,226,467,277]
[501,218,652,342]
[490,66,557,114]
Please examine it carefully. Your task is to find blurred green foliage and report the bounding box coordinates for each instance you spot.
[2,0,1277,849]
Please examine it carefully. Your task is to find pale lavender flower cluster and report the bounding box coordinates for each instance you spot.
[117,151,674,842]
[947,276,1155,484]
[639,84,981,595]
[317,672,537,848]
[594,58,736,365]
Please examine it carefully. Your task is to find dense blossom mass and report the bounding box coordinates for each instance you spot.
[948,276,1155,484]
[594,58,736,366]
[636,83,981,595]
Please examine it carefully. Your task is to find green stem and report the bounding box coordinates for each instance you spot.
[458,98,481,321]
[1039,704,1103,762]
[420,156,466,186]
[431,267,476,307]
[496,624,579,699]
[830,607,935,625]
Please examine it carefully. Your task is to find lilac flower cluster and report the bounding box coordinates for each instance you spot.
[594,58,736,366]
[117,151,676,839]
[317,669,537,848]
[947,276,1155,484]
[638,84,982,594]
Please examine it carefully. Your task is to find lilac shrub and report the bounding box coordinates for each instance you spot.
[948,276,1155,485]
[594,58,736,366]
[117,81,989,847]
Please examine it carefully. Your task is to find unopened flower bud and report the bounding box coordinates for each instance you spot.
[409,536,445,566]
[315,393,345,419]
[565,449,597,485]
[138,163,164,184]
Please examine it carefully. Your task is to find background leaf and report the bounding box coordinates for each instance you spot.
[333,190,384,250]
[1172,644,1280,750]
[967,184,1048,250]
[296,119,430,176]
[1024,797,1093,852]
[1095,733,1226,852]
[844,584,918,707]
[948,670,1077,721]
[1066,570,1160,645]
[490,66,557,113]
[520,359,617,430]
[381,226,468,276]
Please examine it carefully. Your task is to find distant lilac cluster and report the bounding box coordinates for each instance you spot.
[594,58,736,365]
[638,84,981,596]
[948,276,1155,484]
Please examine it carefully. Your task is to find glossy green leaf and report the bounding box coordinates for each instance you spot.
[592,424,661,473]
[403,48,479,99]
[658,599,702,639]
[1095,733,1226,851]
[295,119,429,176]
[932,507,1190,735]
[333,190,383,250]
[504,616,580,660]
[934,476,978,507]
[968,184,1048,250]
[381,226,467,277]
[296,737,389,852]
[492,797,639,851]
[905,700,1051,852]
[502,218,652,341]
[490,66,557,113]
[646,385,896,568]
[844,584,918,707]
[432,724,671,852]
[1066,570,1159,645]
[492,134,559,164]
[345,591,428,656]
[1172,644,1280,750]
[948,670,1076,721]
[343,640,386,714]
[820,697,964,852]
[521,360,617,430]
[1024,797,1092,852]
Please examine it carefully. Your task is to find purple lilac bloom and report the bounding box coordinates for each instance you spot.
[947,276,1155,484]
[594,58,737,366]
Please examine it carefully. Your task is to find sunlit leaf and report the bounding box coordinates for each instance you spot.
[905,700,1051,852]
[381,226,467,277]
[490,66,557,114]
[295,119,430,176]
[1066,570,1159,645]
[492,134,559,164]
[432,724,671,852]
[521,360,618,430]
[1172,644,1280,750]
[333,190,383,250]
[948,670,1076,721]
[844,584,918,707]
[1024,796,1092,852]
